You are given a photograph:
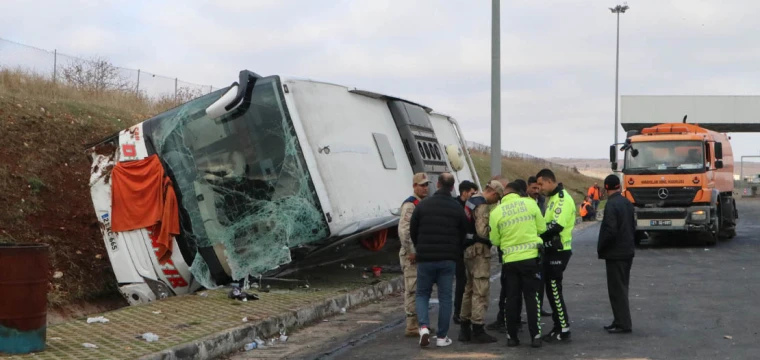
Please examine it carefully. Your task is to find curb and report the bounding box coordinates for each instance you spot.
[138,276,404,360]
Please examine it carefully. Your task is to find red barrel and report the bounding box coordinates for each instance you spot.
[0,243,50,355]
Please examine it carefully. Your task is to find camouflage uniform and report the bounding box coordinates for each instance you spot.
[398,196,420,337]
[460,200,493,325]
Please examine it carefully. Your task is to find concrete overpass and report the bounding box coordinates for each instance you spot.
[621,95,760,132]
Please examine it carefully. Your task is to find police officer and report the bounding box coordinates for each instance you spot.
[536,169,576,343]
[489,182,547,348]
[458,180,503,343]
[398,172,431,337]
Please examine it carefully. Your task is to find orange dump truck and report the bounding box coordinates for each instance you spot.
[610,122,737,245]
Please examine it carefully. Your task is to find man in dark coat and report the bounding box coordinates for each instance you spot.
[410,172,469,347]
[597,174,636,334]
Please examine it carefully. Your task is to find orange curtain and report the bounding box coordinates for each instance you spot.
[111,154,180,263]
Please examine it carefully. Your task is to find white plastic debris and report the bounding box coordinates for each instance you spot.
[87,316,109,324]
[142,332,160,342]
[53,271,64,279]
[152,311,162,315]
[340,307,346,314]
[198,292,208,297]
[82,343,98,349]
[279,334,288,342]
[242,317,248,322]
[725,335,733,340]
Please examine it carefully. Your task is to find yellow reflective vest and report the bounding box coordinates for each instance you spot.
[489,193,547,263]
[544,186,576,251]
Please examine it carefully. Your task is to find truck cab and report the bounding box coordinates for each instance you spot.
[610,123,738,245]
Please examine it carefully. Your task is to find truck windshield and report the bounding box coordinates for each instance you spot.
[624,140,705,174]
[146,76,328,288]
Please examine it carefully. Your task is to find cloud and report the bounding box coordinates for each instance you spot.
[1,0,760,160]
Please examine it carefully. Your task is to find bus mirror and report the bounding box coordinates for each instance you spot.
[206,70,262,119]
[716,159,724,169]
[714,142,723,160]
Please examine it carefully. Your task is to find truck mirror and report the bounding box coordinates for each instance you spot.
[609,145,617,163]
[714,142,723,160]
[716,159,724,169]
[611,162,618,171]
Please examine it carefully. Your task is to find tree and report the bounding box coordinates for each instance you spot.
[60,56,133,93]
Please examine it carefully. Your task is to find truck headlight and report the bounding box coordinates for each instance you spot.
[691,210,707,221]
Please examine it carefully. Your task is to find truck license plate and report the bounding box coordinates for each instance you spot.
[650,220,672,226]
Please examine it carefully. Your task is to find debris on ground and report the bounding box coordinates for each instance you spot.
[725,335,733,340]
[82,343,98,349]
[198,292,208,297]
[53,271,64,279]
[229,286,260,301]
[244,342,258,351]
[340,308,347,314]
[152,310,162,315]
[242,317,248,322]
[141,333,160,342]
[86,316,109,324]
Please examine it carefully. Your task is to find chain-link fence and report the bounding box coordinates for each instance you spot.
[466,141,579,173]
[0,37,218,103]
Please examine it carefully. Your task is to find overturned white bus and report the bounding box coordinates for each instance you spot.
[86,70,482,305]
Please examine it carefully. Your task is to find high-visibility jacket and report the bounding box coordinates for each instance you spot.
[544,184,576,251]
[489,193,547,263]
[587,186,601,201]
[580,201,592,217]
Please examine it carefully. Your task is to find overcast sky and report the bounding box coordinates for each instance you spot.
[2,0,760,160]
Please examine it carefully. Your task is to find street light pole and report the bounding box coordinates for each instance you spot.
[491,0,501,177]
[611,4,629,145]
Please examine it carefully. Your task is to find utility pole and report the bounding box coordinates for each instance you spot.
[611,3,629,145]
[490,0,501,177]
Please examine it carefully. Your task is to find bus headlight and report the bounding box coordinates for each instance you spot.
[691,210,707,221]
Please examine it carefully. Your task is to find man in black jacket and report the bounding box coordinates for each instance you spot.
[597,174,635,334]
[410,172,469,347]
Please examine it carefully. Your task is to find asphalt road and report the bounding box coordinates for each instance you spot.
[231,199,760,360]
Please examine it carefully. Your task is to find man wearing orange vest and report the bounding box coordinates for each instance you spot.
[580,196,595,221]
[587,183,602,211]
[398,172,431,337]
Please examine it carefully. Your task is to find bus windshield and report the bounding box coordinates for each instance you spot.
[147,76,328,288]
[624,140,705,174]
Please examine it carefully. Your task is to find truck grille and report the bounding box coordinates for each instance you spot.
[628,187,699,206]
[635,209,687,220]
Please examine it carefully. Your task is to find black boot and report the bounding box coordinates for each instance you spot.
[507,334,520,347]
[471,323,498,343]
[453,313,462,325]
[458,320,472,342]
[486,316,506,332]
[543,329,571,343]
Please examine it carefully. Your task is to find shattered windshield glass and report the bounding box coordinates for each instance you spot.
[625,140,705,174]
[149,76,328,288]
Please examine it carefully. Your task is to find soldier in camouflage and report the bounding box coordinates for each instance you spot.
[398,172,431,337]
[458,180,504,343]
